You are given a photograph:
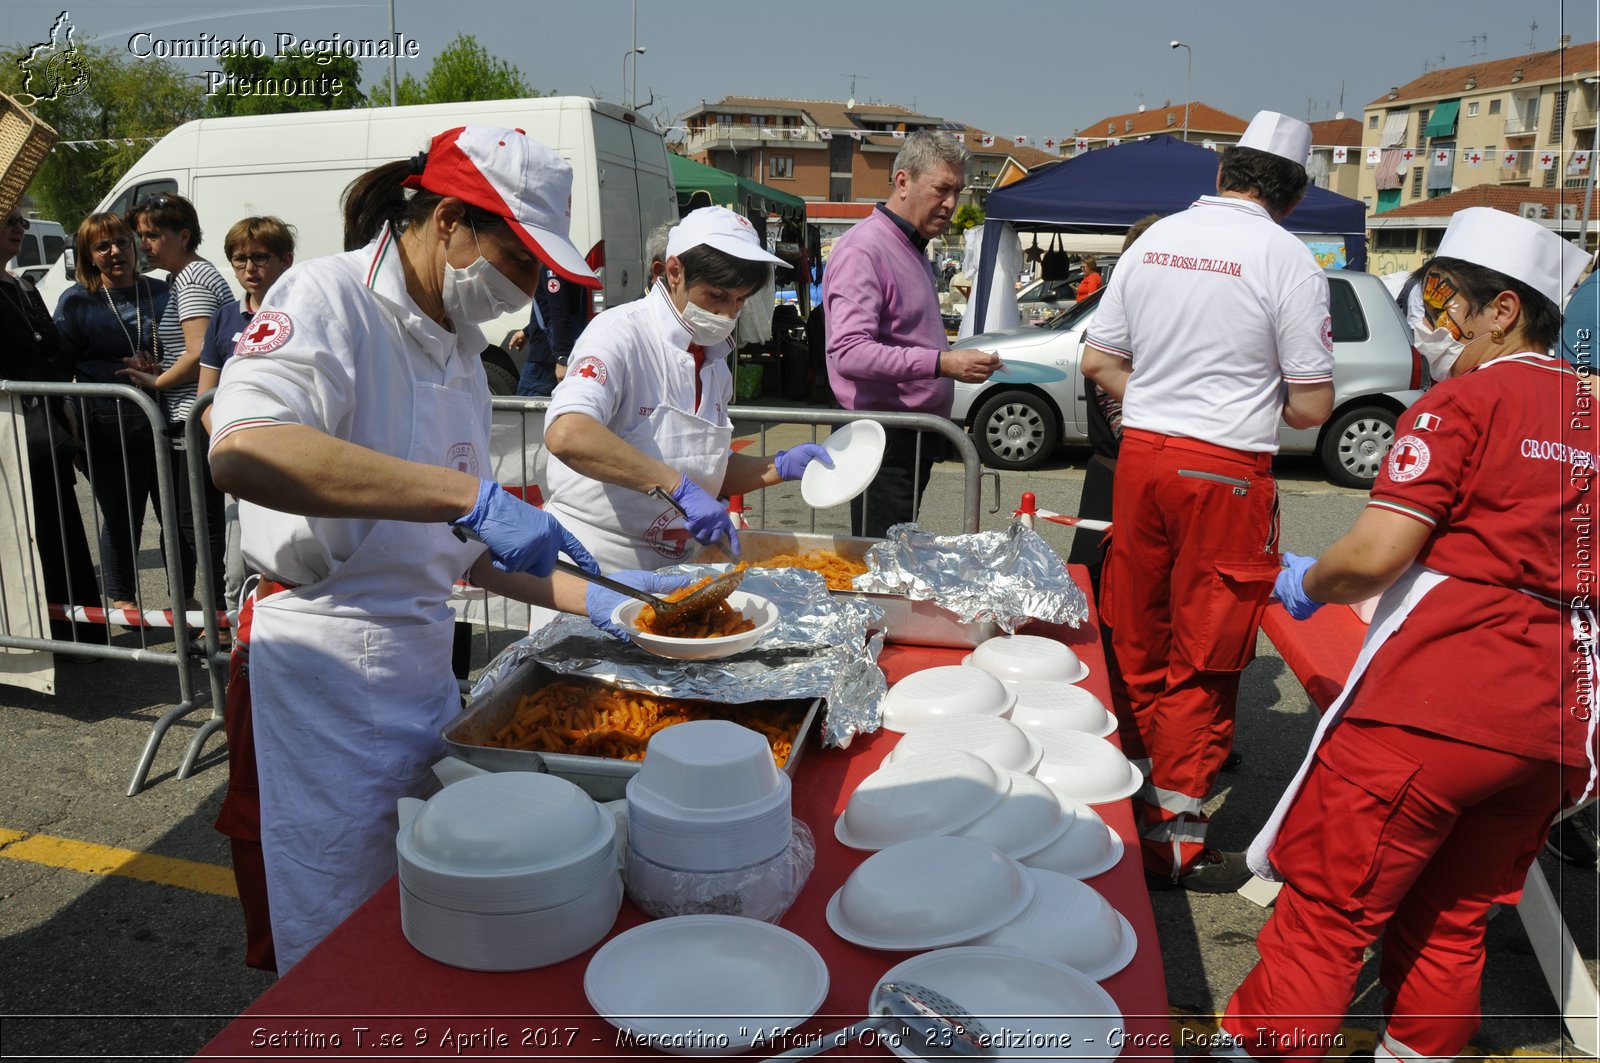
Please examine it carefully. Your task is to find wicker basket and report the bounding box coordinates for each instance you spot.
[0,92,59,219]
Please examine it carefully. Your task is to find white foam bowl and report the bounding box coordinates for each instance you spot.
[826,836,1034,950]
[834,750,1009,851]
[625,830,809,924]
[613,591,778,661]
[627,773,793,872]
[964,633,1089,684]
[396,772,616,912]
[400,872,622,972]
[885,715,1042,775]
[876,947,1124,1061]
[881,665,1016,733]
[585,915,829,1055]
[971,868,1137,981]
[634,719,784,811]
[1006,680,1117,738]
[1019,797,1125,879]
[1030,728,1144,805]
[952,771,1067,859]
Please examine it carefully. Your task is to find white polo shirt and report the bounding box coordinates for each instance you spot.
[1085,195,1334,453]
[544,283,733,495]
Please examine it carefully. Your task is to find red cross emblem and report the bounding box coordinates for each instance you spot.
[1045,138,1056,149]
[1401,149,1415,163]
[234,310,293,356]
[1387,435,1430,483]
[1435,150,1448,163]
[1505,152,1518,165]
[1468,152,1481,164]
[1543,154,1555,166]
[569,356,608,384]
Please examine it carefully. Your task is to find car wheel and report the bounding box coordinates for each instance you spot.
[1319,405,1397,488]
[481,348,519,396]
[973,389,1060,471]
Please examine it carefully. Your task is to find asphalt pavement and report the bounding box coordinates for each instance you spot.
[0,434,1594,1061]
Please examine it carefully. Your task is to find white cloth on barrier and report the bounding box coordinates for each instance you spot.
[0,400,57,693]
[448,405,548,632]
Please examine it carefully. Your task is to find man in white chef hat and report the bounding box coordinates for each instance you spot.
[1080,110,1335,893]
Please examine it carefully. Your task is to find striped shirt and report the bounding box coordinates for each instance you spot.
[157,258,233,425]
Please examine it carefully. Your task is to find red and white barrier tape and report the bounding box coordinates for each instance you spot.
[47,604,231,630]
[1011,490,1110,531]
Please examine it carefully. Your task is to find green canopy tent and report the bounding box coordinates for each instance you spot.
[668,153,806,219]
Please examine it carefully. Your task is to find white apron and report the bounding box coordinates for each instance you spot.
[252,379,485,972]
[1248,566,1600,881]
[546,402,731,572]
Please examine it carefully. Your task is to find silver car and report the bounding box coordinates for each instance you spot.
[949,268,1427,487]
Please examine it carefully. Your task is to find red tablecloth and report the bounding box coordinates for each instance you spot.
[198,570,1170,1060]
[1258,601,1367,713]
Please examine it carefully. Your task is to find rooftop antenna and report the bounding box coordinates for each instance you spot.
[1527,20,1539,51]
[1338,80,1345,112]
[841,72,869,100]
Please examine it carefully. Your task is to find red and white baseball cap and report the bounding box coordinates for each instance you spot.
[403,126,600,289]
[666,205,787,266]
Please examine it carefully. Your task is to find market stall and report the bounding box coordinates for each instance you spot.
[196,563,1172,1061]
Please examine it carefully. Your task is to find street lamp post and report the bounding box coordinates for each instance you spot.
[1170,40,1192,142]
[622,47,645,109]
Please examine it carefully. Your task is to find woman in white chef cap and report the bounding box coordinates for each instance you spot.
[1216,207,1594,1059]
[207,126,644,973]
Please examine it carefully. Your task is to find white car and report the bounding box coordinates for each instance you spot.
[950,269,1427,487]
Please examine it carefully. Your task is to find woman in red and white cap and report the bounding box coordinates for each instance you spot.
[207,127,631,972]
[1217,207,1594,1059]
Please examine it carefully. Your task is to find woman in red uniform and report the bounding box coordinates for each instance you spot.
[1218,207,1595,1060]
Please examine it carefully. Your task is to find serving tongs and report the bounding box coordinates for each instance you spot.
[554,560,747,621]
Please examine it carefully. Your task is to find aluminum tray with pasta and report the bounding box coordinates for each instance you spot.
[442,660,822,801]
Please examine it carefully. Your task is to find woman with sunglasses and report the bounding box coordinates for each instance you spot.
[0,199,101,647]
[1217,209,1595,1060]
[53,212,173,615]
[120,192,232,611]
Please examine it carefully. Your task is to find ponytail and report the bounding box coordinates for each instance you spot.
[342,156,511,252]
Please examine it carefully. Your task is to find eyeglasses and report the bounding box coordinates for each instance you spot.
[230,252,276,269]
[4,215,28,230]
[93,237,133,254]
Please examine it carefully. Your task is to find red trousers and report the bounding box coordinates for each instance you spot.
[1101,429,1279,877]
[1221,718,1583,1060]
[212,586,277,972]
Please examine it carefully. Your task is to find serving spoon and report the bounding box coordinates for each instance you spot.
[553,560,747,622]
[767,980,992,1060]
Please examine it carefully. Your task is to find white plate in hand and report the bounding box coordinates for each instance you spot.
[801,419,887,509]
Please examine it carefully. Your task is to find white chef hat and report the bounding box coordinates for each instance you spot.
[1435,206,1590,307]
[667,206,787,265]
[1237,110,1313,167]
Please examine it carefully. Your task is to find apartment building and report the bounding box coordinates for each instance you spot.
[1071,102,1246,150]
[1309,117,1364,199]
[677,96,1059,208]
[1357,38,1600,216]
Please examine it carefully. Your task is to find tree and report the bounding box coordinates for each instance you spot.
[952,204,985,231]
[367,35,539,107]
[0,43,203,226]
[203,49,366,118]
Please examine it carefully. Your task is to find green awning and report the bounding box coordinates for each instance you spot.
[1424,100,1460,138]
[668,154,807,219]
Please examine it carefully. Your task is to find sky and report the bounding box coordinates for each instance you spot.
[5,0,1600,148]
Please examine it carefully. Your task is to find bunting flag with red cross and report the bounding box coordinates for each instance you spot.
[979,134,995,147]
[1465,149,1483,166]
[1075,137,1089,152]
[1013,134,1028,146]
[1365,147,1381,165]
[1332,146,1348,163]
[1540,151,1557,170]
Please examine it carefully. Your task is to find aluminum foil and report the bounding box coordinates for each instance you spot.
[470,566,886,748]
[854,522,1089,633]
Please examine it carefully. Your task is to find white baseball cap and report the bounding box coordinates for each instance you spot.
[1435,206,1590,307]
[403,126,600,288]
[1237,110,1313,167]
[666,205,787,266]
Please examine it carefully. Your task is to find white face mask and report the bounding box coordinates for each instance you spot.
[681,299,738,346]
[441,226,532,325]
[1413,321,1466,381]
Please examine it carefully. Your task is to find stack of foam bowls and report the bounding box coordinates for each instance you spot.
[1008,680,1118,738]
[881,715,1042,775]
[826,836,1035,950]
[396,771,622,971]
[964,632,1090,684]
[971,867,1137,980]
[624,720,801,921]
[1030,727,1144,806]
[835,750,1009,850]
[879,665,1015,732]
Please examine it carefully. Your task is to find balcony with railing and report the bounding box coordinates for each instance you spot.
[1504,113,1540,136]
[681,124,820,154]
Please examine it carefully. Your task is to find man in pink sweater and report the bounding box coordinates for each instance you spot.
[823,130,1001,537]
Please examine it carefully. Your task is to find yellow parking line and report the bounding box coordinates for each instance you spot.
[0,827,237,898]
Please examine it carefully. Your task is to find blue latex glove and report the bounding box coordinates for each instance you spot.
[586,569,695,638]
[452,480,598,577]
[1275,552,1323,621]
[774,442,834,482]
[671,474,740,556]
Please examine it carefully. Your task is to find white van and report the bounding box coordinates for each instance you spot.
[36,97,677,392]
[7,216,67,286]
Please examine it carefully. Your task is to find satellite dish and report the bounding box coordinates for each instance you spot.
[847,98,857,109]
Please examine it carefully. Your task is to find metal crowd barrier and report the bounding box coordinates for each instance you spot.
[0,380,225,795]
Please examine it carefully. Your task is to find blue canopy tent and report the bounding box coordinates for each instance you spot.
[972,135,1367,330]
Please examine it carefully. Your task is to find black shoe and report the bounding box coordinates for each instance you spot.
[1146,849,1253,894]
[1221,751,1243,772]
[1546,817,1598,868]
